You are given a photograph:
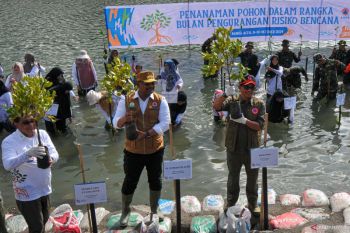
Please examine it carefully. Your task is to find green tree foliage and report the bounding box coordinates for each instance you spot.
[8,76,55,121]
[140,10,171,31]
[102,57,134,102]
[202,27,249,81]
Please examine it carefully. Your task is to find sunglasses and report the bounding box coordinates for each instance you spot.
[21,119,36,125]
[242,85,255,90]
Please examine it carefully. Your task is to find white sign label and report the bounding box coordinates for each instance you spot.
[284,96,297,110]
[46,103,59,116]
[74,182,107,205]
[336,93,346,107]
[163,159,192,180]
[251,147,279,169]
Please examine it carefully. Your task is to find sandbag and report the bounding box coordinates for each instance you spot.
[140,214,159,233]
[291,208,329,221]
[190,215,216,233]
[301,224,327,233]
[80,207,110,231]
[330,192,350,212]
[269,212,308,229]
[49,204,81,233]
[218,212,228,233]
[226,206,251,233]
[344,207,350,225]
[202,195,224,212]
[6,215,28,233]
[106,212,143,229]
[158,199,175,215]
[301,189,329,207]
[279,194,301,206]
[159,217,172,233]
[258,188,277,205]
[181,196,201,214]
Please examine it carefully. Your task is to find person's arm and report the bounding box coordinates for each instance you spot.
[213,95,226,111]
[269,66,283,76]
[148,97,170,136]
[176,77,184,90]
[5,92,13,107]
[41,130,59,163]
[247,103,265,131]
[2,138,29,170]
[26,66,39,77]
[294,52,301,63]
[113,96,128,129]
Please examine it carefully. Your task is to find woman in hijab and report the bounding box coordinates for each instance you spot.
[0,80,15,133]
[265,55,283,100]
[45,67,73,135]
[267,90,290,123]
[5,62,25,91]
[160,59,183,93]
[169,91,187,126]
[23,53,45,77]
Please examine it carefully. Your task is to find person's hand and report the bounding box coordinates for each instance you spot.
[136,130,147,140]
[226,85,235,96]
[298,51,302,57]
[26,146,46,159]
[267,67,273,71]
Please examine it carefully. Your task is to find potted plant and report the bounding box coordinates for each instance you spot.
[8,75,55,169]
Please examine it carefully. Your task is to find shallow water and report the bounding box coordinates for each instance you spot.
[0,0,349,211]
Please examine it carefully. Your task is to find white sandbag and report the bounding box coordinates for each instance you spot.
[301,189,329,207]
[140,214,159,233]
[330,192,350,212]
[258,188,277,205]
[301,224,327,233]
[202,195,224,212]
[190,215,216,233]
[158,199,175,215]
[159,217,172,233]
[6,215,28,233]
[80,207,110,231]
[226,205,251,233]
[217,212,228,233]
[106,212,143,229]
[291,208,329,221]
[279,194,301,206]
[181,196,201,214]
[344,207,350,225]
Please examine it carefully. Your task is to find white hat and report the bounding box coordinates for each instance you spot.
[77,50,90,60]
[86,90,102,105]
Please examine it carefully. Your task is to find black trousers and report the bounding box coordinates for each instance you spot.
[122,149,164,195]
[16,195,50,233]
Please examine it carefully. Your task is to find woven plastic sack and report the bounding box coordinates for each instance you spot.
[50,204,81,233]
[158,199,175,215]
[258,188,277,205]
[291,208,329,221]
[140,214,159,233]
[279,194,301,206]
[330,192,350,212]
[344,207,350,225]
[181,196,201,214]
[159,217,172,233]
[301,189,329,207]
[269,212,308,229]
[106,212,143,229]
[202,195,224,212]
[226,206,251,233]
[190,215,216,233]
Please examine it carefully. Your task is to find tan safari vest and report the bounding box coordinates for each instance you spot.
[225,95,264,152]
[125,92,163,154]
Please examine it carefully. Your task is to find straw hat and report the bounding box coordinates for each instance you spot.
[136,71,156,83]
[86,90,102,105]
[77,50,90,59]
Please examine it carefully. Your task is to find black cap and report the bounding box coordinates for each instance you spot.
[245,42,254,48]
[282,39,290,46]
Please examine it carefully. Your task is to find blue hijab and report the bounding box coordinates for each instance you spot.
[160,59,181,92]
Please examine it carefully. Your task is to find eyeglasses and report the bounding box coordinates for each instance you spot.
[242,85,255,90]
[21,119,35,125]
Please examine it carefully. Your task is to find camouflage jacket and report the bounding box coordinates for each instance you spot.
[238,51,259,76]
[312,59,345,93]
[276,50,300,68]
[329,49,347,64]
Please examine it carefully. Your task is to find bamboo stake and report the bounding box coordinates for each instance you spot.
[76,144,93,233]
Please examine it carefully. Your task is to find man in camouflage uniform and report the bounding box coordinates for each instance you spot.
[312,53,345,101]
[239,42,259,77]
[202,34,218,78]
[213,75,265,215]
[276,39,302,68]
[282,66,308,95]
[329,40,348,76]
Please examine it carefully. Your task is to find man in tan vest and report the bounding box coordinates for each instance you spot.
[213,75,265,215]
[113,71,170,227]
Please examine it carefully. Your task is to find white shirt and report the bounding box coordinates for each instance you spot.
[0,92,13,122]
[2,129,59,201]
[113,91,170,135]
[26,65,46,77]
[71,62,98,86]
[255,57,270,89]
[266,66,283,96]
